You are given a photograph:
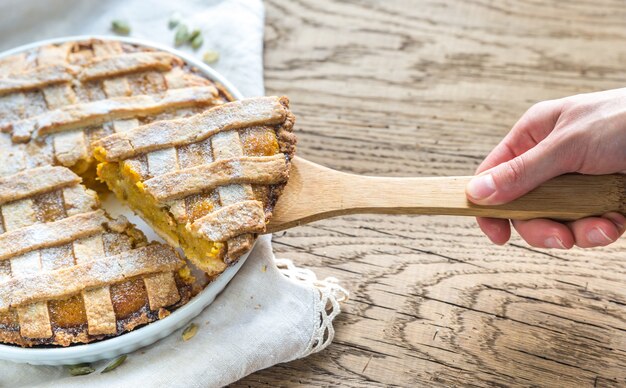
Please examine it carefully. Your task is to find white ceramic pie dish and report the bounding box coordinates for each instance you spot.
[0,35,251,366]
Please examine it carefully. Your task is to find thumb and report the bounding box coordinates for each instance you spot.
[466,144,565,205]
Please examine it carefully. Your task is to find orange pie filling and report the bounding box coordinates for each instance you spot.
[97,159,228,275]
[94,125,284,277]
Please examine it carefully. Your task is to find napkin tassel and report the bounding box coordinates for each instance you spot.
[274,258,350,357]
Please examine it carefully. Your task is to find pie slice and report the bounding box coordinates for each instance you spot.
[93,96,296,276]
[0,166,192,347]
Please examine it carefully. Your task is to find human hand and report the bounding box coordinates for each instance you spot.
[466,88,626,249]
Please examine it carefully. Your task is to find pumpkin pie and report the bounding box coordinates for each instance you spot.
[0,38,296,348]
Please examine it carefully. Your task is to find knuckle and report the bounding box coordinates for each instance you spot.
[527,100,551,115]
[504,156,527,183]
[558,97,577,112]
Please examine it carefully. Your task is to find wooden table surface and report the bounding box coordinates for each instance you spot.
[236,1,626,386]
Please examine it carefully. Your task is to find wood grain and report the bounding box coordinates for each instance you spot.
[235,0,626,386]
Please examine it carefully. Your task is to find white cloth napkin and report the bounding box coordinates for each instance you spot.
[0,0,265,97]
[0,1,348,387]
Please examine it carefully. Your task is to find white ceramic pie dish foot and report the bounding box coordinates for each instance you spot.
[0,35,249,366]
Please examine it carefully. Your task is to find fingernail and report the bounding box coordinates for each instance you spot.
[544,236,566,249]
[587,228,612,244]
[467,174,496,200]
[604,213,625,232]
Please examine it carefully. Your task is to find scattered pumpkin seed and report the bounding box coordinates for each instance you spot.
[101,355,127,374]
[67,363,95,376]
[168,12,182,29]
[202,50,220,65]
[174,25,190,47]
[190,34,204,50]
[182,322,198,341]
[111,20,131,35]
[188,29,201,41]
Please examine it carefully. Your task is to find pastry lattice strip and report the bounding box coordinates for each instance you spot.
[0,244,182,312]
[2,196,53,338]
[94,96,288,161]
[0,51,178,94]
[6,86,218,142]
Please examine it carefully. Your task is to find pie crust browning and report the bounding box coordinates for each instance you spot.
[0,166,192,347]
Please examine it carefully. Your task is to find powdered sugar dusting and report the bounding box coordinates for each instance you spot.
[0,210,107,261]
[0,64,76,95]
[10,86,218,141]
[79,52,177,82]
[97,96,287,161]
[0,165,79,206]
[0,244,182,312]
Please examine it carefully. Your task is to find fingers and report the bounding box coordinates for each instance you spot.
[468,100,567,206]
[511,212,626,249]
[466,142,566,205]
[476,100,562,174]
[476,217,511,245]
[512,219,575,249]
[566,212,626,248]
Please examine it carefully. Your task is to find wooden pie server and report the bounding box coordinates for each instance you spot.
[266,157,626,233]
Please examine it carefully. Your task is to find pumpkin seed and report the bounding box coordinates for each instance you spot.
[190,34,204,50]
[101,355,127,374]
[188,29,201,41]
[202,51,220,65]
[67,363,95,376]
[182,322,198,341]
[168,13,181,29]
[111,20,131,35]
[174,25,189,47]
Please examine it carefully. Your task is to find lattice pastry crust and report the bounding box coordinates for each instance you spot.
[0,166,192,347]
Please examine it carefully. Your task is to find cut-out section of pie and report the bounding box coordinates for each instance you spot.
[0,166,192,347]
[94,96,296,276]
[0,38,232,188]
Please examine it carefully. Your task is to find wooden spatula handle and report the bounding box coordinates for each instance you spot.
[266,158,626,233]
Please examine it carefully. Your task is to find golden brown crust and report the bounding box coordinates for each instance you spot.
[0,210,108,261]
[79,52,179,81]
[0,244,182,312]
[93,96,289,162]
[0,280,192,347]
[96,97,297,274]
[0,38,229,178]
[0,64,76,95]
[0,165,80,206]
[0,166,191,347]
[6,86,219,142]
[143,154,289,202]
[189,200,267,242]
